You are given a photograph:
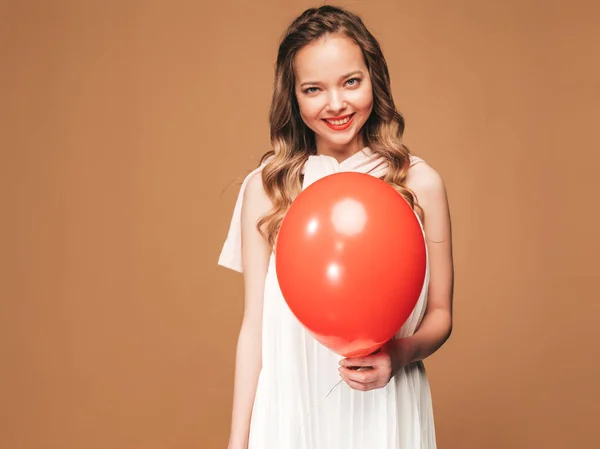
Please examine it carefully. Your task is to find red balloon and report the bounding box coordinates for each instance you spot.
[275,172,426,358]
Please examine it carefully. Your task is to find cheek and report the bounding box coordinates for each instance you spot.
[296,97,323,122]
[351,88,374,112]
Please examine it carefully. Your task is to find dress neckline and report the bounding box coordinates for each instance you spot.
[308,147,373,168]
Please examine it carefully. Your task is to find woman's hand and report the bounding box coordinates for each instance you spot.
[338,339,411,391]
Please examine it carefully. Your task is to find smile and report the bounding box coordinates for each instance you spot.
[322,113,355,130]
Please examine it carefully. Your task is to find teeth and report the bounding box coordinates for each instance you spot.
[326,115,352,126]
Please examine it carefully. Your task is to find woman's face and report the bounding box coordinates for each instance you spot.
[294,33,373,158]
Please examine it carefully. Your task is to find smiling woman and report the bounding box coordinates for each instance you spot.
[218,5,454,449]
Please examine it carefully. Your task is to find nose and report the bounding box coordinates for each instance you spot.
[326,90,347,114]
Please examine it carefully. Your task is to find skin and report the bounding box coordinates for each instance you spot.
[228,32,454,448]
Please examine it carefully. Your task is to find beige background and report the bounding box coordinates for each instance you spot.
[1,0,599,448]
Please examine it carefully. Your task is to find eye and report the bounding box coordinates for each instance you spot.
[303,87,319,95]
[346,77,361,87]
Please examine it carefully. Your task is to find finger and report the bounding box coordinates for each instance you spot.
[346,352,392,370]
[340,357,359,367]
[346,365,374,371]
[341,375,380,392]
[354,366,374,371]
[341,375,370,391]
[340,357,374,368]
[339,366,377,384]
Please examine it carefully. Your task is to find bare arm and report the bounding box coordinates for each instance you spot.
[228,172,273,449]
[399,161,454,364]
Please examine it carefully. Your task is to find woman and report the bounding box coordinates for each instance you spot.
[218,5,454,449]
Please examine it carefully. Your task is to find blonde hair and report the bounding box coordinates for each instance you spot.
[258,5,421,247]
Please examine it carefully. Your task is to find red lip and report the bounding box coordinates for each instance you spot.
[322,113,355,131]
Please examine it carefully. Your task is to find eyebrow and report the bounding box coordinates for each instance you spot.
[299,70,364,88]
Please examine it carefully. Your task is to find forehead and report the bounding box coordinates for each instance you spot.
[294,34,367,81]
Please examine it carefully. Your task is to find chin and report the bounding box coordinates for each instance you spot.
[325,131,359,145]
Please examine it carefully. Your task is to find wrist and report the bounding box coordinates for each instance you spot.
[389,337,416,372]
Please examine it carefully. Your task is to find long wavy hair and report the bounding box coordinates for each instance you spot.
[257,5,421,247]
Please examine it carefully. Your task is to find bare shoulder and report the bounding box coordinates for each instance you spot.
[405,159,451,244]
[405,159,447,205]
[242,171,273,218]
[240,170,273,282]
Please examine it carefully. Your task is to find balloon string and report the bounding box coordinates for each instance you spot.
[295,378,344,447]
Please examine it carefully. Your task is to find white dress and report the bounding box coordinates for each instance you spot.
[218,148,436,449]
